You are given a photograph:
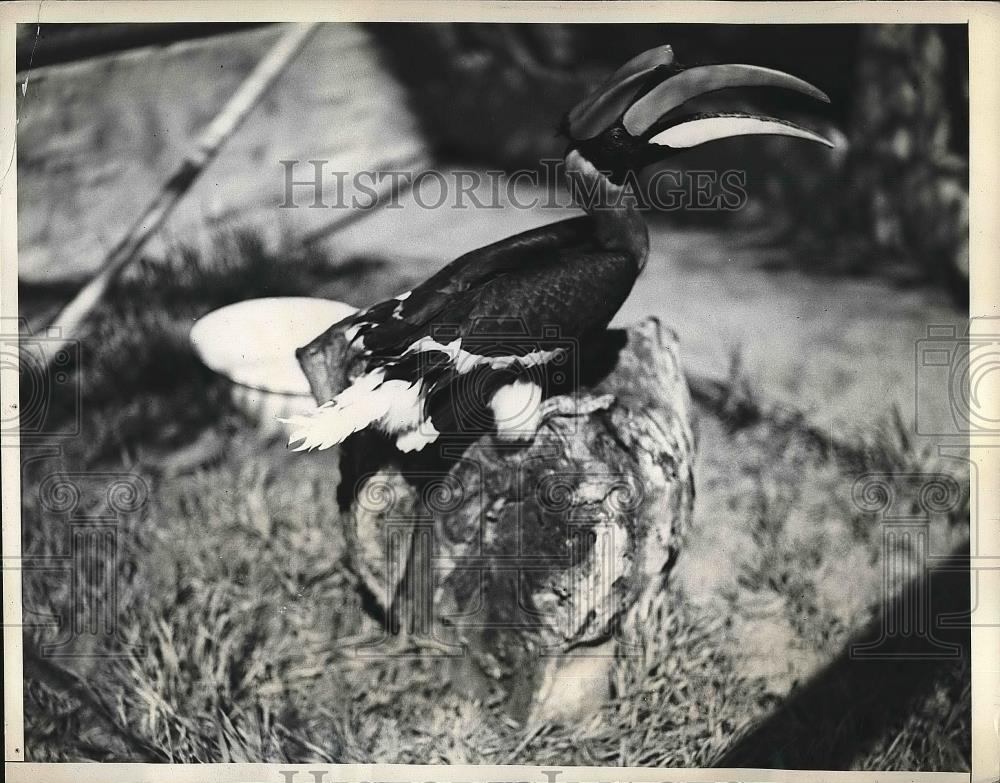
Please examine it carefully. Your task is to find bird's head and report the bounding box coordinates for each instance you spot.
[562,45,833,186]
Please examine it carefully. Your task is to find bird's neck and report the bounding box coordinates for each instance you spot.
[564,149,649,266]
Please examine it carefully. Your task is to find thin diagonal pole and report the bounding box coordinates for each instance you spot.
[40,23,320,367]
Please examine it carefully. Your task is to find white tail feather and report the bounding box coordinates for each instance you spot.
[281,370,431,451]
[283,337,562,453]
[282,369,386,450]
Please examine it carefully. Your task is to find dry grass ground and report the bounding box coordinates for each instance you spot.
[18,231,970,768]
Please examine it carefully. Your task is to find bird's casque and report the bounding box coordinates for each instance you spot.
[283,45,832,454]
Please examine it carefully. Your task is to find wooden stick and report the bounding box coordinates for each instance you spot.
[42,23,320,367]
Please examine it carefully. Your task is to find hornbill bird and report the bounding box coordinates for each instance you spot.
[284,45,832,454]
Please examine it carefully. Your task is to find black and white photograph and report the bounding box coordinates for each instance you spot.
[3,3,996,780]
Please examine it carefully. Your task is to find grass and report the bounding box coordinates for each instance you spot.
[18,231,970,768]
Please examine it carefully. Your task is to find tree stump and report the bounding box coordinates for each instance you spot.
[297,316,696,723]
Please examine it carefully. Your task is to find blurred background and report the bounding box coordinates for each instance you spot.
[15,22,972,768]
[17,22,968,296]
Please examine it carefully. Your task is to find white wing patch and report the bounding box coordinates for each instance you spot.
[395,421,440,453]
[377,378,426,434]
[391,291,412,320]
[490,380,543,441]
[403,336,562,375]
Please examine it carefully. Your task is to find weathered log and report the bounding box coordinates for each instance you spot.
[297,316,696,722]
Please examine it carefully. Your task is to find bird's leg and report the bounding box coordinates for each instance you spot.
[490,378,615,445]
[538,392,615,421]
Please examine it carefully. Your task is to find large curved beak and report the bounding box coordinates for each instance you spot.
[565,50,835,159]
[622,63,830,136]
[647,112,834,150]
[565,45,676,139]
[627,63,833,151]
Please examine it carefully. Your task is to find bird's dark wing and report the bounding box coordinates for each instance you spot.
[346,215,640,362]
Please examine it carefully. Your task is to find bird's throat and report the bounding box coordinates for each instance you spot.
[564,149,649,266]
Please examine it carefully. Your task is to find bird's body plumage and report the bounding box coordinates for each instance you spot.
[349,216,639,358]
[284,44,832,454]
[285,214,643,451]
